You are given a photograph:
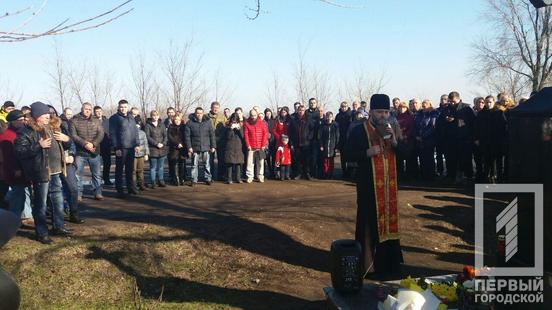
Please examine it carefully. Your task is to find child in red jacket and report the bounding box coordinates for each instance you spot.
[275,135,292,181]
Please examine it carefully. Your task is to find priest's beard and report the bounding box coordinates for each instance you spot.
[370,114,391,138]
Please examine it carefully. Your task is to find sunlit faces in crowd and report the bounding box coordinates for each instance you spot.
[340,101,349,112]
[473,97,485,112]
[485,95,496,110]
[131,107,139,118]
[409,98,421,112]
[392,97,400,110]
[308,98,317,110]
[422,99,433,111]
[118,100,129,115]
[63,107,73,120]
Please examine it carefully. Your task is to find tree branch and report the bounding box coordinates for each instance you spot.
[0,0,133,42]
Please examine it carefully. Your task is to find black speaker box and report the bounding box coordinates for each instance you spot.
[330,239,363,293]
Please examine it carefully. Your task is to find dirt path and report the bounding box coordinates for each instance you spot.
[1,177,476,309]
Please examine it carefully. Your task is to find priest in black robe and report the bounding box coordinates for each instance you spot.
[345,94,406,279]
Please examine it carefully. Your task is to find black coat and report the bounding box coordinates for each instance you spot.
[224,126,245,164]
[184,114,215,153]
[98,116,111,155]
[265,119,274,143]
[441,101,476,143]
[474,107,507,156]
[167,123,186,161]
[288,116,316,148]
[313,116,325,143]
[305,107,320,122]
[15,125,68,183]
[318,121,340,158]
[435,106,449,146]
[109,112,139,150]
[145,119,168,158]
[335,109,352,150]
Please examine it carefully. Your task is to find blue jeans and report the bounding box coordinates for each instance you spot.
[280,165,291,180]
[61,164,79,218]
[7,185,32,219]
[149,156,166,184]
[33,174,65,236]
[191,152,211,183]
[76,155,103,197]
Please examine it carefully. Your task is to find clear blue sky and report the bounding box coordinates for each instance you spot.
[0,0,490,113]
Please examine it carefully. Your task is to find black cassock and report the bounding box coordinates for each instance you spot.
[345,120,406,278]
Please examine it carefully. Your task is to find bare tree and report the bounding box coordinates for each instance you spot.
[0,77,23,105]
[310,69,333,109]
[131,52,156,117]
[265,70,288,112]
[0,1,133,42]
[484,65,530,102]
[88,63,114,107]
[68,63,88,105]
[342,66,386,103]
[293,43,334,108]
[211,67,235,105]
[245,0,365,20]
[150,80,166,116]
[161,40,207,113]
[46,42,70,110]
[103,78,125,116]
[294,44,311,105]
[472,0,552,95]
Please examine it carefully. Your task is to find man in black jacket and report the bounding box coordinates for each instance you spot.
[164,107,176,128]
[305,98,320,121]
[70,102,104,201]
[335,101,352,179]
[288,105,315,180]
[435,94,449,177]
[184,107,216,186]
[94,106,112,186]
[109,100,140,197]
[306,98,322,178]
[15,101,73,244]
[442,91,476,183]
[474,95,506,183]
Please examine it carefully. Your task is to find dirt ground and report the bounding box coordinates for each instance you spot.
[0,164,478,309]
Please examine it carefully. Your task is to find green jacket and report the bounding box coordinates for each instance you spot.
[207,111,227,144]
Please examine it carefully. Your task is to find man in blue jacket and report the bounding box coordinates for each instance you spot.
[109,100,140,197]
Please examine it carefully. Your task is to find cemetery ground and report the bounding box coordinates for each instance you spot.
[0,165,480,309]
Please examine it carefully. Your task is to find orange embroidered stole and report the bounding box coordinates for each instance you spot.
[364,121,399,242]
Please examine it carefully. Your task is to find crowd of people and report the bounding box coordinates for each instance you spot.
[0,91,521,244]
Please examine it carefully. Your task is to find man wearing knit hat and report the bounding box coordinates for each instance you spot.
[0,101,16,123]
[345,94,406,279]
[15,101,73,244]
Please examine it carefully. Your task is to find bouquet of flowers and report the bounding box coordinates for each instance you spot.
[376,265,491,310]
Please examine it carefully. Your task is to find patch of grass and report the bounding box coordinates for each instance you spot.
[1,223,315,309]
